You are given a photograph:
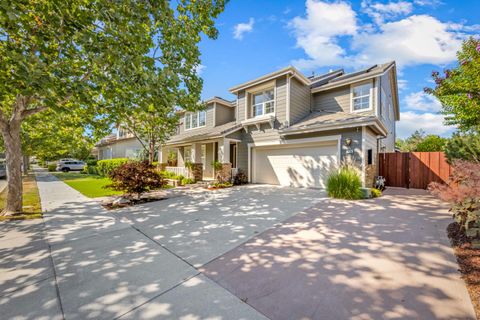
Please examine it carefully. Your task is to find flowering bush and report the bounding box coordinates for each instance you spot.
[429,160,480,234]
[107,161,165,197]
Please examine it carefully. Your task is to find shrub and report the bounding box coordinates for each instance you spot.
[444,133,480,164]
[429,160,480,234]
[107,161,165,196]
[233,169,248,185]
[48,164,56,172]
[82,165,98,175]
[181,177,196,185]
[371,188,382,198]
[326,165,363,200]
[211,181,233,188]
[97,158,129,176]
[86,159,98,166]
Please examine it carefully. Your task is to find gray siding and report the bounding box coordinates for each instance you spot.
[285,128,362,167]
[312,81,377,118]
[378,70,396,152]
[237,90,246,122]
[275,76,287,124]
[289,77,311,125]
[312,86,350,113]
[205,104,214,127]
[98,138,143,160]
[176,103,215,136]
[215,104,235,126]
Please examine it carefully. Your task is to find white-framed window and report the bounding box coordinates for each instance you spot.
[351,82,372,112]
[184,111,206,130]
[252,89,275,117]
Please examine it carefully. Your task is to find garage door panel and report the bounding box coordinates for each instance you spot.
[253,143,338,188]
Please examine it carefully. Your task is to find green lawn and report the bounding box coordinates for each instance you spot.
[0,174,42,221]
[52,172,123,198]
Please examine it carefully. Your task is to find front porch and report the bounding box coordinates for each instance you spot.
[159,138,239,182]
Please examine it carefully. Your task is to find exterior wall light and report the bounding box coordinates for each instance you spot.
[345,138,352,146]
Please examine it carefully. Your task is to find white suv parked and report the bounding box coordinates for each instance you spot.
[56,160,85,172]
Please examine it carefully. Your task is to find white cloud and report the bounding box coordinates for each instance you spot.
[397,79,408,90]
[290,1,472,70]
[290,0,357,69]
[404,91,442,112]
[413,0,443,7]
[233,18,255,40]
[397,111,455,138]
[361,1,413,24]
[352,15,464,67]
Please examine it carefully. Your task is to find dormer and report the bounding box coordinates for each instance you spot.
[229,66,310,129]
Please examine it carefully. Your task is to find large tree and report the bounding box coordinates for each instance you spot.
[425,37,480,132]
[0,0,225,215]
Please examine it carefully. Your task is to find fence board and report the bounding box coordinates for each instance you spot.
[379,152,451,189]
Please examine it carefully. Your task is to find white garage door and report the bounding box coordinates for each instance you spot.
[252,142,338,188]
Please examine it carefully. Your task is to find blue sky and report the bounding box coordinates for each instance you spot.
[197,0,480,139]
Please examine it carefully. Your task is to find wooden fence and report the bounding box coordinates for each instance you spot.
[379,152,452,189]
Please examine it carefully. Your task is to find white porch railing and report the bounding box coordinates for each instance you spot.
[165,166,189,177]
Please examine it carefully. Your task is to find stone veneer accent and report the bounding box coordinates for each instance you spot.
[217,163,232,182]
[191,163,203,181]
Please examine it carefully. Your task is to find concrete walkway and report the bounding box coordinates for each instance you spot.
[203,188,476,320]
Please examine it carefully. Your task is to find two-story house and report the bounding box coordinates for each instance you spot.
[159,61,399,188]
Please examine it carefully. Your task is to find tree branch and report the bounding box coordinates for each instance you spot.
[21,106,48,119]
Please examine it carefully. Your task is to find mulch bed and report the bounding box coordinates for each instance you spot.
[448,222,480,319]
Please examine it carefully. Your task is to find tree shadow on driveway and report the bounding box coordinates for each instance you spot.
[202,188,476,320]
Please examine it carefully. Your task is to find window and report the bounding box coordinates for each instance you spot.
[199,111,206,126]
[184,111,206,130]
[252,89,274,117]
[352,83,372,111]
[367,149,373,165]
[185,113,192,130]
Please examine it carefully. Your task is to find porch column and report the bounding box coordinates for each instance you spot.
[217,138,232,182]
[177,147,185,166]
[190,143,203,181]
[218,138,230,163]
[191,143,202,163]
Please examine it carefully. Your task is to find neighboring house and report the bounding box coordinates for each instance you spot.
[160,61,399,188]
[95,126,143,160]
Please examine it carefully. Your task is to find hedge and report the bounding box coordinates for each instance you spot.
[96,158,129,176]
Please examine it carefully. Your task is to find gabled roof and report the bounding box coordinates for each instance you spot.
[229,66,310,93]
[204,96,235,107]
[311,61,396,92]
[165,121,242,145]
[280,111,387,136]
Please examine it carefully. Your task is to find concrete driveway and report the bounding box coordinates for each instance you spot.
[203,188,476,320]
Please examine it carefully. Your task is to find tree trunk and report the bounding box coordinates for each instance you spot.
[1,123,23,215]
[23,155,29,173]
[148,140,155,164]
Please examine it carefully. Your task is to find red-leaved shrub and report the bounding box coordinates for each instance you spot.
[429,160,480,203]
[107,161,165,197]
[429,160,480,234]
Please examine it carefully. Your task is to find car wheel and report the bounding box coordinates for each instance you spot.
[62,167,70,172]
